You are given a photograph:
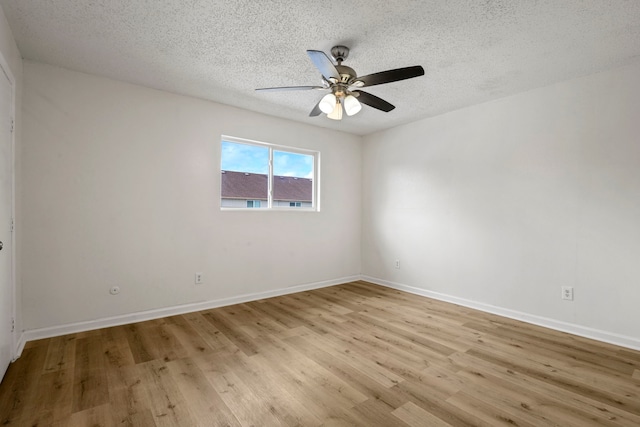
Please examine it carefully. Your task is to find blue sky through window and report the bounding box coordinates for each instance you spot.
[221,141,268,174]
[222,141,313,179]
[274,150,313,179]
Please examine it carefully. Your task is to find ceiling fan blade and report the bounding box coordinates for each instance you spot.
[256,86,327,92]
[307,50,340,82]
[355,65,425,87]
[309,100,323,117]
[353,90,395,112]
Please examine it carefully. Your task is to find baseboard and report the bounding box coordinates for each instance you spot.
[18,275,360,356]
[13,332,26,361]
[18,274,640,357]
[361,275,640,352]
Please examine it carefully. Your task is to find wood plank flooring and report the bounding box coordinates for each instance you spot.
[1,281,639,426]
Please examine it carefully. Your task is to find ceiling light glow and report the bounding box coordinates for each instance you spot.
[327,100,343,120]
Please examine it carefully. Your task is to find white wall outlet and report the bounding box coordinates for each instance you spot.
[109,286,120,295]
[561,286,574,301]
[195,272,203,284]
[395,259,400,269]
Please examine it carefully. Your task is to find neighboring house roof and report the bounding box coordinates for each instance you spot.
[221,171,267,200]
[273,175,313,202]
[221,171,312,202]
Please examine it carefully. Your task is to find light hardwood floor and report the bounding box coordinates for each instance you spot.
[1,281,639,426]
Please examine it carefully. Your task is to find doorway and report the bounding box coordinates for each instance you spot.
[0,53,15,380]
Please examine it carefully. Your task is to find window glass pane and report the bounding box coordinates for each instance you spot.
[274,150,313,208]
[221,141,268,208]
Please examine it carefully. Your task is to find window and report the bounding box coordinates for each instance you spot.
[220,136,319,210]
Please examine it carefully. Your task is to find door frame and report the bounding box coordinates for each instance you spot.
[0,49,16,361]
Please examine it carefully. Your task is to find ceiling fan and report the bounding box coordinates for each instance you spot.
[256,45,424,120]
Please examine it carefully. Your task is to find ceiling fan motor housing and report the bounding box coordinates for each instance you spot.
[335,65,356,85]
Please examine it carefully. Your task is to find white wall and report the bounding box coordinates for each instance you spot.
[362,61,640,347]
[0,7,22,344]
[21,61,361,331]
[18,54,640,349]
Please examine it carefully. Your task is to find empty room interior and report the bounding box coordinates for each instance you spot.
[1,1,640,426]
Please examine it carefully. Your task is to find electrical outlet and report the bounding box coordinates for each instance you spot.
[395,259,400,269]
[195,272,203,284]
[561,286,574,301]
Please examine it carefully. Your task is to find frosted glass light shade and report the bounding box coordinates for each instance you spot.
[344,95,362,116]
[327,101,343,120]
[319,93,337,114]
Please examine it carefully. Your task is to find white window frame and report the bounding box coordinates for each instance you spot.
[221,135,320,211]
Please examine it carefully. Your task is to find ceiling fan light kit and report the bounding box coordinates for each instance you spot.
[256,45,424,121]
[327,100,343,120]
[344,94,362,116]
[319,93,337,114]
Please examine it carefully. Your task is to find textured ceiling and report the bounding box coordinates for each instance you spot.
[2,0,640,135]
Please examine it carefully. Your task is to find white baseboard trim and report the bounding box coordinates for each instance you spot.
[361,275,640,352]
[18,275,360,357]
[17,274,640,357]
[14,332,26,361]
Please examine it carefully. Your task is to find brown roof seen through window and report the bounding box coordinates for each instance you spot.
[221,170,312,202]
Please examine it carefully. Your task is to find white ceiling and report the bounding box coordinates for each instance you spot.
[2,0,640,136]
